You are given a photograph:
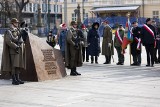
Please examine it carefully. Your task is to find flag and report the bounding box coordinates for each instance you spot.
[121,18,133,54]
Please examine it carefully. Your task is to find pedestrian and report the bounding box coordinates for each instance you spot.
[87,22,100,64]
[114,24,125,65]
[81,24,89,62]
[46,30,56,48]
[58,23,67,59]
[65,21,83,76]
[1,18,26,85]
[130,21,142,66]
[102,20,114,64]
[152,20,159,64]
[141,18,156,67]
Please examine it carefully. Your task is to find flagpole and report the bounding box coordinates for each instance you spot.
[127,12,131,66]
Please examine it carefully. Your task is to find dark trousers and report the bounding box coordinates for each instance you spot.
[91,56,98,63]
[105,55,111,63]
[115,46,124,63]
[145,44,154,65]
[132,54,141,64]
[82,47,89,62]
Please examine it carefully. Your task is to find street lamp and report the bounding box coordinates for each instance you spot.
[74,4,81,26]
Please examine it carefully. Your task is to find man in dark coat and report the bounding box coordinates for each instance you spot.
[131,21,141,66]
[102,21,114,64]
[141,18,156,67]
[1,18,26,85]
[65,21,83,76]
[87,22,100,64]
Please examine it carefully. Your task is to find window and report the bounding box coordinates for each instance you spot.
[33,4,37,12]
[60,5,62,13]
[29,3,32,12]
[24,5,27,11]
[83,0,88,2]
[153,11,159,18]
[71,0,76,3]
[72,13,76,21]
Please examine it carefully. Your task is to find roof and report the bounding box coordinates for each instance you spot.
[90,6,139,12]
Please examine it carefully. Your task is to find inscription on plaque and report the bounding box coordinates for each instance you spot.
[41,49,57,75]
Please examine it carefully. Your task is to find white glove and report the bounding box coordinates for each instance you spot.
[108,43,111,47]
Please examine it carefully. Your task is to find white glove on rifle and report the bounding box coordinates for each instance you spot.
[108,43,111,47]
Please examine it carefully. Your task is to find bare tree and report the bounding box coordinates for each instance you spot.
[15,0,29,21]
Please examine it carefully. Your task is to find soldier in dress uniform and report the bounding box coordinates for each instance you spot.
[65,21,83,76]
[102,20,114,64]
[114,24,125,65]
[131,21,142,66]
[1,18,26,85]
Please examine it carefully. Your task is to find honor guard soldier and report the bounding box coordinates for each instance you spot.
[65,21,83,76]
[1,18,26,85]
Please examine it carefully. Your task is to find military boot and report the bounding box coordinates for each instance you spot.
[15,74,24,84]
[70,68,77,76]
[74,67,81,75]
[12,75,19,85]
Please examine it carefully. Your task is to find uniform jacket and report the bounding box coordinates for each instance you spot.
[1,26,26,74]
[65,27,83,68]
[114,29,125,47]
[102,25,114,55]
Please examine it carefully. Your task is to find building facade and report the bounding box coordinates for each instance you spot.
[62,0,160,25]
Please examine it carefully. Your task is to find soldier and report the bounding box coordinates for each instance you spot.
[1,18,26,85]
[141,18,156,67]
[102,20,114,64]
[114,24,125,65]
[65,21,83,76]
[131,21,141,66]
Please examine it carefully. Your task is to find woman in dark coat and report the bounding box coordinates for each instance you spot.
[87,22,100,64]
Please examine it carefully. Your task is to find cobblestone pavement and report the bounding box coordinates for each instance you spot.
[0,36,160,107]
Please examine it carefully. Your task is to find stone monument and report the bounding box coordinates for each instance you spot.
[0,33,67,81]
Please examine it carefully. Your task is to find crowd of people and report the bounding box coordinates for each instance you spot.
[51,18,160,76]
[1,17,159,85]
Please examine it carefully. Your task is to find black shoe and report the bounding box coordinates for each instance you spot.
[95,62,98,64]
[146,64,150,67]
[117,62,123,65]
[12,75,19,85]
[151,64,154,67]
[86,60,89,62]
[70,72,77,76]
[137,63,141,66]
[15,74,24,84]
[91,61,93,64]
[74,71,81,75]
[131,63,137,66]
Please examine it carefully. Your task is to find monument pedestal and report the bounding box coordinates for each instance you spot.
[0,33,67,81]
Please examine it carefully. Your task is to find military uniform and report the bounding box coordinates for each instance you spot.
[102,24,114,64]
[65,21,83,76]
[1,18,26,85]
[114,27,125,65]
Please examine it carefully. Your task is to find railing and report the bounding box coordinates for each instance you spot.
[0,28,8,34]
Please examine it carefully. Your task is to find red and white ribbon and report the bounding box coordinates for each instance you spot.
[115,29,123,44]
[143,24,156,48]
[135,37,141,50]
